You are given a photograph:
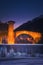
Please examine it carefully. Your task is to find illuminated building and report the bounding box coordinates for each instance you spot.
[8,21,15,44]
[0,21,15,44]
[0,21,42,44]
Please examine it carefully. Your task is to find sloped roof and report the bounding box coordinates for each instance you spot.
[15,15,43,33]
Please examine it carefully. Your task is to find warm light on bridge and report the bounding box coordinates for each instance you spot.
[0,21,42,44]
[16,30,42,43]
[8,22,14,44]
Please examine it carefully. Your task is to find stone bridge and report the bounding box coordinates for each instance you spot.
[15,30,41,43]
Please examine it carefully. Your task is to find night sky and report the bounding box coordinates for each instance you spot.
[0,0,43,28]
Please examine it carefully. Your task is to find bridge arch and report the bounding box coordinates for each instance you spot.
[15,30,41,43]
[15,34,34,43]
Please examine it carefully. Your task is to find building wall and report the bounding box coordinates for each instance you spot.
[0,31,8,44]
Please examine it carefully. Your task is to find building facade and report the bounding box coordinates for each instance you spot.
[0,21,42,44]
[0,21,15,44]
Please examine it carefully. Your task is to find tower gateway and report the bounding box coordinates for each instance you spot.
[8,21,15,44]
[0,21,15,44]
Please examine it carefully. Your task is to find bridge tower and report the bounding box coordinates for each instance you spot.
[8,21,15,44]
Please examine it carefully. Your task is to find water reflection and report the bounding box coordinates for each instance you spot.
[0,44,43,58]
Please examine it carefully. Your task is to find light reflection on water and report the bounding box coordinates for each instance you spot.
[0,58,43,65]
[0,44,43,58]
[0,44,43,65]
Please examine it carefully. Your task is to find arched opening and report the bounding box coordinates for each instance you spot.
[15,34,34,44]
